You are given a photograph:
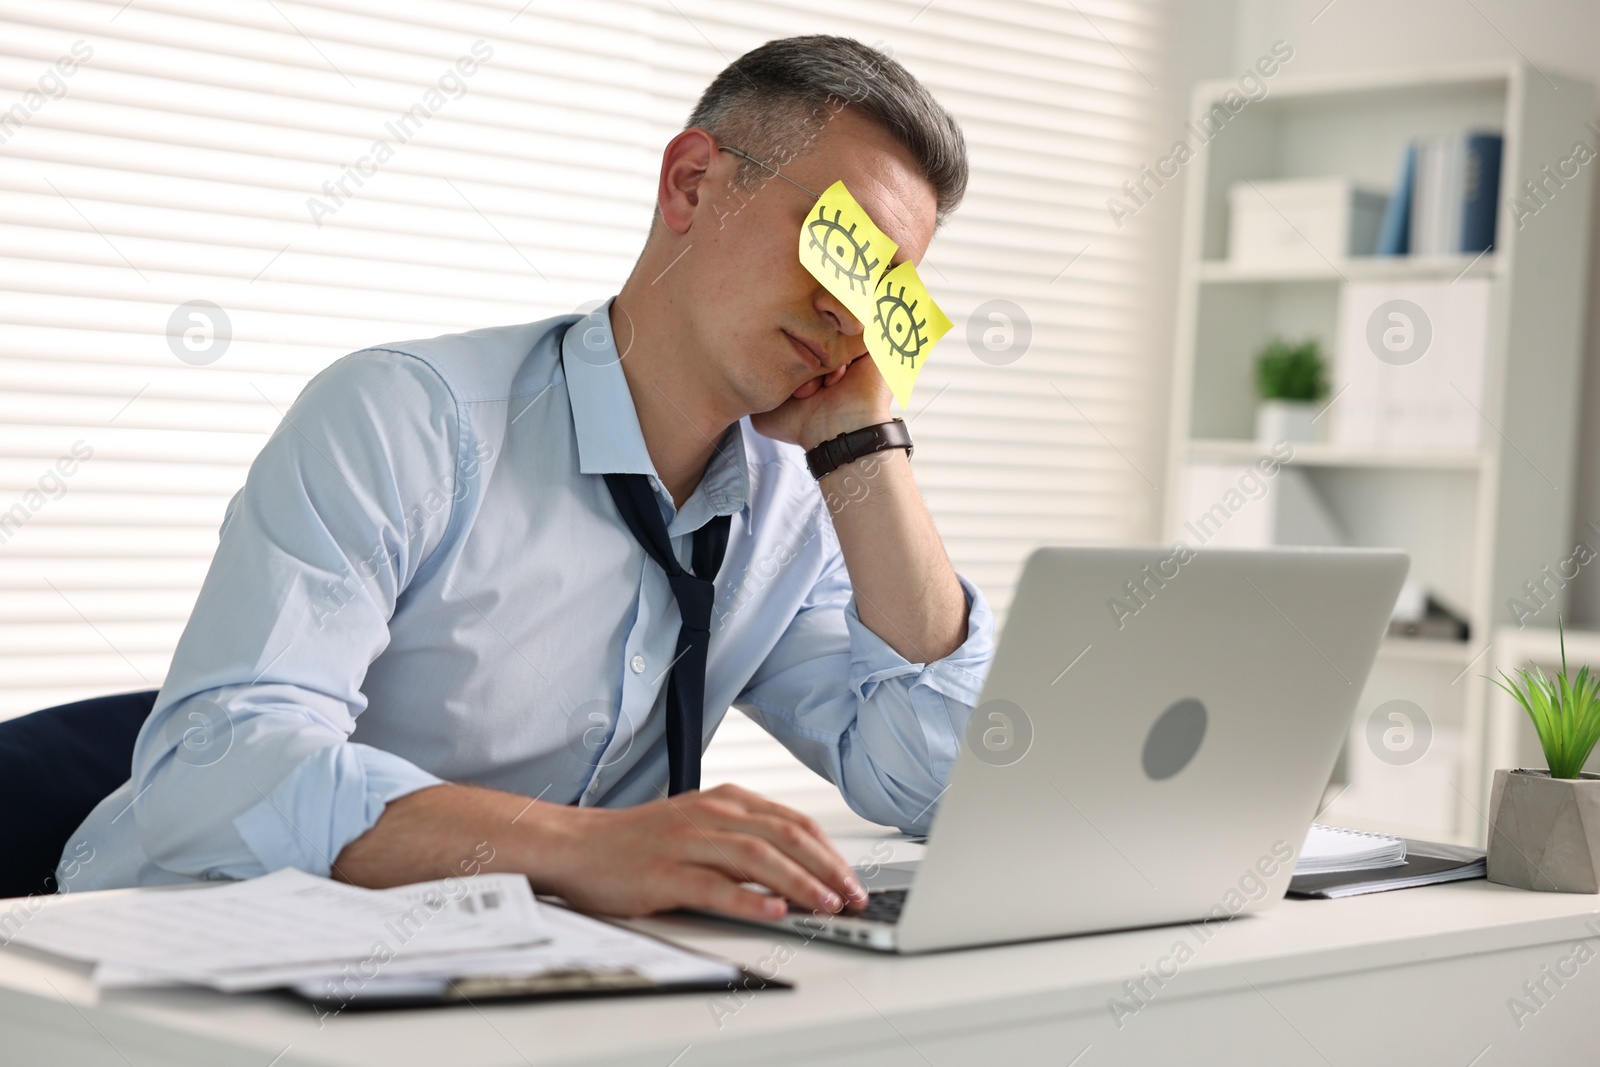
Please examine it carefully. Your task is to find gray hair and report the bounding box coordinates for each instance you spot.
[685,35,968,226]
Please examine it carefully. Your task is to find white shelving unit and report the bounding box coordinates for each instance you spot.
[1163,61,1596,845]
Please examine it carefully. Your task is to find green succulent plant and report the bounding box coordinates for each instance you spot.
[1491,617,1600,780]
[1254,336,1328,402]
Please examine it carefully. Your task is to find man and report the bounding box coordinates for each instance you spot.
[63,35,995,923]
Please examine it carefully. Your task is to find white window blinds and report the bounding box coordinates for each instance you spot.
[0,0,1161,817]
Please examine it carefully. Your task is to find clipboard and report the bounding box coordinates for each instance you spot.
[291,964,791,1011]
[289,906,793,1012]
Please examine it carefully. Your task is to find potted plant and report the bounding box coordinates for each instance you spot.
[1486,618,1600,893]
[1253,336,1327,444]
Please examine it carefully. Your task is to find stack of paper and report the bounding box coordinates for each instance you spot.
[10,867,738,1003]
[1295,824,1407,876]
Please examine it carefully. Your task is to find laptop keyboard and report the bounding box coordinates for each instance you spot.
[857,888,907,924]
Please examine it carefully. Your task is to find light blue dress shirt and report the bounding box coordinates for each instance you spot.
[62,301,996,890]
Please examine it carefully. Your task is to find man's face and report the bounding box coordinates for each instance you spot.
[678,108,940,415]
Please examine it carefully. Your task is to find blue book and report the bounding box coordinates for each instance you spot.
[1460,132,1503,253]
[1375,140,1415,256]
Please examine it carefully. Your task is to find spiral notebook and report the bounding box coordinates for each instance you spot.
[1295,823,1408,876]
[1289,824,1486,899]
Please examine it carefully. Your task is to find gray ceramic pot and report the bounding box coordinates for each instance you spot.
[1486,769,1600,893]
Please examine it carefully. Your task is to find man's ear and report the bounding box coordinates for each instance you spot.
[657,128,721,235]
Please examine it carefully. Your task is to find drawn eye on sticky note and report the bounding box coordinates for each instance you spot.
[867,261,953,409]
[799,180,897,324]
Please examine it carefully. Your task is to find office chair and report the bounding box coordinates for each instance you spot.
[0,689,159,899]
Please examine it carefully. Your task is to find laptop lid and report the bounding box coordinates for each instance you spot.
[894,545,1408,953]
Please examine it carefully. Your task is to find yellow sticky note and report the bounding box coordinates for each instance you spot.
[796,179,951,407]
[867,261,953,409]
[799,180,897,325]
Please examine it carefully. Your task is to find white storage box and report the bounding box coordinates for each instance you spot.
[1228,178,1387,266]
[1329,278,1491,450]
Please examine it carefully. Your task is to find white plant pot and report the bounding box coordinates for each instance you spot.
[1255,400,1319,444]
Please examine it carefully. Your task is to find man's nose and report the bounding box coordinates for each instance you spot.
[816,289,866,336]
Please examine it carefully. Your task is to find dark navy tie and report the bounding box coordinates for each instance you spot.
[603,472,731,795]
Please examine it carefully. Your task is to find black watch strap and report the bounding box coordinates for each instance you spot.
[805,418,913,480]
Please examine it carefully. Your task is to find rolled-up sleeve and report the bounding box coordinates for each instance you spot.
[733,550,996,835]
[127,350,459,881]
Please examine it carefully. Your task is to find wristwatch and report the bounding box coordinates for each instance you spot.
[804,418,913,480]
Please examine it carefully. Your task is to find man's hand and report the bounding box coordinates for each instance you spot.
[334,782,867,922]
[752,351,894,450]
[537,784,867,919]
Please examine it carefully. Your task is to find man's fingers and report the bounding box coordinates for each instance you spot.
[679,866,789,920]
[656,788,866,913]
[687,787,861,902]
[739,813,864,905]
[690,830,844,913]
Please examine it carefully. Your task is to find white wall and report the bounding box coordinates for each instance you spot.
[1224,0,1600,626]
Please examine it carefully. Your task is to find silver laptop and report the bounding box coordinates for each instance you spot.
[728,544,1408,954]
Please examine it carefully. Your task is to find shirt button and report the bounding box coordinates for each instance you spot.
[630,654,645,674]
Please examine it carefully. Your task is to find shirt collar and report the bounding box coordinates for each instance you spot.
[561,298,750,527]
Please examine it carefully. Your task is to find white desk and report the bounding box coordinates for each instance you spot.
[3,878,1598,1066]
